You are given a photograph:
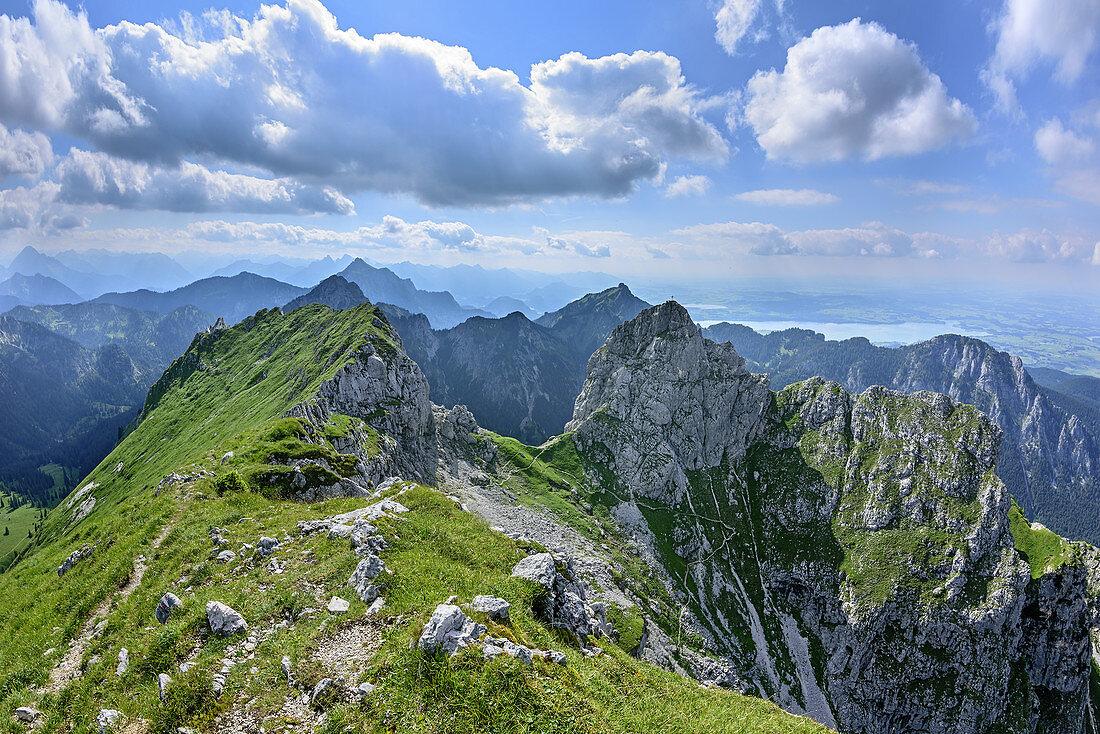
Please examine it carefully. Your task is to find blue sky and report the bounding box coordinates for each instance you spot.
[0,0,1097,287]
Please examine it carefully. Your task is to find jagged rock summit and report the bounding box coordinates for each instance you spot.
[569,301,770,504]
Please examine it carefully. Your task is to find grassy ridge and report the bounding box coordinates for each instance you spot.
[0,303,831,733]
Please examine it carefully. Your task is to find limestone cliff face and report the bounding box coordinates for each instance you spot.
[896,336,1099,538]
[568,302,770,504]
[704,323,1100,546]
[568,302,1096,734]
[284,316,489,491]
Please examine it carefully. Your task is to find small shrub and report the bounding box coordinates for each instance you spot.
[151,668,217,734]
[214,471,248,495]
[137,625,184,675]
[606,604,645,654]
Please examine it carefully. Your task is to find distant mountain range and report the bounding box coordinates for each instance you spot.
[0,273,80,307]
[337,258,491,328]
[384,260,615,313]
[283,275,367,312]
[5,302,214,374]
[0,316,147,506]
[92,272,308,325]
[211,254,354,287]
[382,283,651,443]
[0,300,216,503]
[1,246,195,298]
[534,283,654,359]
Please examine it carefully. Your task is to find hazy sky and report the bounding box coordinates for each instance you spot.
[0,0,1097,286]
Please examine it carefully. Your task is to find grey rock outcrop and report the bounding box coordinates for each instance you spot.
[286,331,437,487]
[58,543,94,576]
[418,604,486,656]
[257,537,280,557]
[470,595,510,622]
[568,301,770,505]
[511,553,604,643]
[280,317,495,499]
[348,555,385,602]
[511,553,556,588]
[115,648,128,676]
[206,601,247,636]
[14,707,42,722]
[96,709,123,733]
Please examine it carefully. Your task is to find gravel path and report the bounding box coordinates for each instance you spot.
[440,468,632,608]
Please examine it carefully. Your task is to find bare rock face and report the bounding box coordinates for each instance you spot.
[569,301,770,505]
[563,302,1095,734]
[284,323,491,495]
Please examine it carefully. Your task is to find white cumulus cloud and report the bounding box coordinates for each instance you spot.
[984,0,1100,113]
[0,183,58,230]
[714,0,763,54]
[664,175,711,198]
[672,221,795,255]
[0,0,727,207]
[0,124,53,179]
[982,229,1095,263]
[547,235,612,258]
[1034,118,1095,164]
[743,19,975,162]
[735,188,838,206]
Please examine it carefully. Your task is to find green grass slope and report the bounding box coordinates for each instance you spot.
[0,303,829,734]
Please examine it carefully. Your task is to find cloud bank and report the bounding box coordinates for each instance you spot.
[0,0,727,207]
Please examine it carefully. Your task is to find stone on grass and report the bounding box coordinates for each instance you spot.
[327,596,350,613]
[96,709,123,733]
[155,592,181,624]
[216,550,236,564]
[58,544,95,577]
[206,601,247,635]
[257,537,280,557]
[470,595,510,622]
[311,678,334,707]
[115,648,129,676]
[14,707,41,722]
[158,673,171,701]
[510,553,556,588]
[348,555,385,602]
[417,604,486,655]
[281,656,294,686]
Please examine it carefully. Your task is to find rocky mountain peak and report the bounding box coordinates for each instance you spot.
[568,301,770,503]
[284,274,368,312]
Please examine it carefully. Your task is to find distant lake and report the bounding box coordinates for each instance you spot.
[695,318,981,346]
